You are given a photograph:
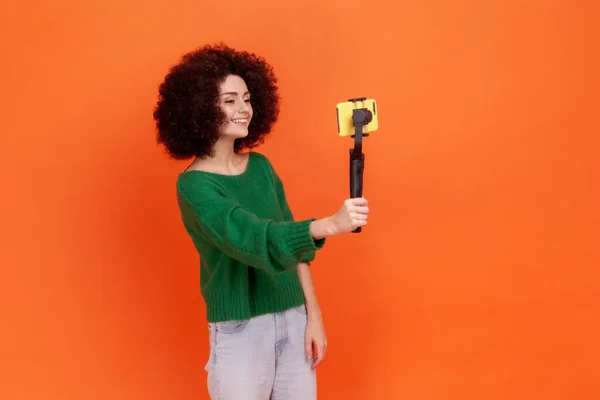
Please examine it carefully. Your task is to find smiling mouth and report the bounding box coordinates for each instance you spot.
[231,118,249,126]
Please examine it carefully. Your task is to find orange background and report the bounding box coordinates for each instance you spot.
[1,0,599,399]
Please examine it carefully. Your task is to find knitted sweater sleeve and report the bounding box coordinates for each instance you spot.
[269,165,321,264]
[178,180,325,274]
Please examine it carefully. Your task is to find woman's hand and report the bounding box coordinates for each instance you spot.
[309,197,370,239]
[305,315,328,369]
[331,197,369,234]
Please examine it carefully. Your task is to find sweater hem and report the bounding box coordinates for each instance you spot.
[203,272,306,323]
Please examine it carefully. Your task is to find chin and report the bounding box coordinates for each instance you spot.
[223,130,249,139]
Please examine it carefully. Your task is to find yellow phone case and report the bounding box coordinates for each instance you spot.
[336,98,379,137]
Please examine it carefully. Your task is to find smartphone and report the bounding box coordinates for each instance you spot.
[336,98,379,137]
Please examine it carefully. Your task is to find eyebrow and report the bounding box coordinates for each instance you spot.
[221,91,250,96]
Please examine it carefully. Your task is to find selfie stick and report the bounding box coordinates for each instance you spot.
[348,97,372,233]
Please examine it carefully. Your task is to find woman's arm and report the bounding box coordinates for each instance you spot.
[297,262,322,320]
[297,262,327,368]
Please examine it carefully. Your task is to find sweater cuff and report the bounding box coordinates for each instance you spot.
[300,251,315,264]
[283,218,326,257]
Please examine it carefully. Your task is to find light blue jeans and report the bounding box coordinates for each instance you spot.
[205,304,316,400]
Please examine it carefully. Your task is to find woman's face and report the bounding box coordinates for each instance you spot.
[218,74,253,139]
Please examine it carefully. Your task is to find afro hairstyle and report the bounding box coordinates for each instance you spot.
[153,43,280,159]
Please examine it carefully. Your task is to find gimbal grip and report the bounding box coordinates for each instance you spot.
[350,154,364,233]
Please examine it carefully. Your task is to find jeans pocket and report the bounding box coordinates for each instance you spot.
[215,319,249,334]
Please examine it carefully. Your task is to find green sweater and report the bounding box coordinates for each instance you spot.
[176,151,326,322]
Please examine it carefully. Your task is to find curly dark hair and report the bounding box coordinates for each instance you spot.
[153,43,280,159]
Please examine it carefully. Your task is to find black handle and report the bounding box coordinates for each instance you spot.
[350,152,365,233]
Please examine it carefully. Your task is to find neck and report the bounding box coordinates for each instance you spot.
[191,137,248,175]
[210,137,238,165]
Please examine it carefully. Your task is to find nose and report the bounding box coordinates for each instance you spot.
[238,100,249,112]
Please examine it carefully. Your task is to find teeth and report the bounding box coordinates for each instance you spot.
[232,119,247,123]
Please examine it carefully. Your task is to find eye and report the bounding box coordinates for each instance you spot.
[225,100,235,104]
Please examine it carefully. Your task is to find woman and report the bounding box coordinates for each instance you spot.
[153,43,369,400]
